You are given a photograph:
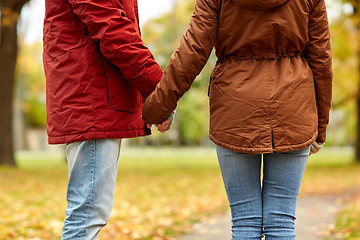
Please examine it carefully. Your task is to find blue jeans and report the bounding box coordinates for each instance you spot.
[216,145,310,240]
[62,139,121,240]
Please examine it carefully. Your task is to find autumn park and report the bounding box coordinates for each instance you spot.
[1,0,360,239]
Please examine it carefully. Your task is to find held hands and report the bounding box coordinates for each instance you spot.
[310,141,324,155]
[147,111,175,133]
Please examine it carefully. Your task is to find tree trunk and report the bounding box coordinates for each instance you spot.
[355,2,360,162]
[0,0,29,166]
[356,46,360,161]
[356,97,360,162]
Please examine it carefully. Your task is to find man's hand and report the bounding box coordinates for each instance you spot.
[155,119,172,133]
[146,111,175,133]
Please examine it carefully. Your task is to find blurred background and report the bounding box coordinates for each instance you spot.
[0,0,360,239]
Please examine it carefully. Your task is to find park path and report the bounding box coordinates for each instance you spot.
[178,194,347,240]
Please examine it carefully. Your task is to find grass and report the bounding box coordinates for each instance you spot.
[0,146,359,239]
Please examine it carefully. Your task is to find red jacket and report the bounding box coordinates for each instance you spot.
[43,0,162,144]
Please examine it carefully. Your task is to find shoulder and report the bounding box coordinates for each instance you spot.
[308,0,326,12]
[197,0,221,14]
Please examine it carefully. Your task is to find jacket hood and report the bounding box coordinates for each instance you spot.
[232,0,289,10]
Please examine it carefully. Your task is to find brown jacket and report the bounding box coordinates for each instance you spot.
[142,0,333,153]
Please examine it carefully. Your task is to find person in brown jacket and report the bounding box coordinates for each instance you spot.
[142,0,332,238]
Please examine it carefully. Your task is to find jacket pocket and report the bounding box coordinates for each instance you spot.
[102,57,141,113]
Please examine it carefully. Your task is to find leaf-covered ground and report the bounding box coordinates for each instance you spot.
[331,193,360,239]
[0,147,227,240]
[297,148,360,239]
[0,147,359,239]
[301,148,360,196]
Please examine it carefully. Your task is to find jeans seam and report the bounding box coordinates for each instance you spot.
[78,139,96,239]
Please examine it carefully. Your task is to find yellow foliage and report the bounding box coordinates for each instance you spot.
[1,7,20,27]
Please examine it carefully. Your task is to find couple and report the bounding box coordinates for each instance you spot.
[43,0,332,239]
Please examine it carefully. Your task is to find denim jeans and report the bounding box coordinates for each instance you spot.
[61,139,121,240]
[216,145,310,240]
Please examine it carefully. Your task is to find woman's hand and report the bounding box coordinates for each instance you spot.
[310,142,324,155]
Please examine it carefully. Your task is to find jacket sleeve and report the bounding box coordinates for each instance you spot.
[141,0,219,124]
[304,0,333,143]
[67,0,162,99]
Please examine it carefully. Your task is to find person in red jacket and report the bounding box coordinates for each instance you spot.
[43,0,171,238]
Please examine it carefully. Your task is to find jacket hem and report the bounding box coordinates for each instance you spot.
[48,129,150,144]
[209,133,317,154]
[274,133,317,153]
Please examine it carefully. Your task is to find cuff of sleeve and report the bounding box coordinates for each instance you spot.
[142,99,170,124]
[136,65,163,99]
[316,131,326,144]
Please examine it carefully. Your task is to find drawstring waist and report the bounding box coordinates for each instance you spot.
[217,52,303,63]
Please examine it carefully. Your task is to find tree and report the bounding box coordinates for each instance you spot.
[340,0,360,161]
[12,41,46,151]
[16,42,46,128]
[0,0,30,166]
[351,2,360,162]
